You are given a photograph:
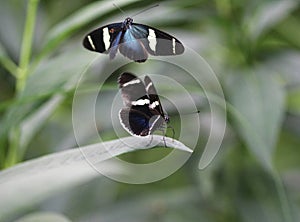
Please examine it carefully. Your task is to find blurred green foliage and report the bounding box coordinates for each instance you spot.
[1,0,300,221]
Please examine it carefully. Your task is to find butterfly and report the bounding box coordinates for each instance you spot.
[83,17,184,62]
[118,72,169,136]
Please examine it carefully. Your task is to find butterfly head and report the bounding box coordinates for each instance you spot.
[164,114,170,124]
[123,17,133,28]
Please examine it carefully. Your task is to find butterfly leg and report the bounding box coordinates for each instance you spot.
[162,135,167,148]
[145,134,153,147]
[156,129,168,147]
[167,125,175,142]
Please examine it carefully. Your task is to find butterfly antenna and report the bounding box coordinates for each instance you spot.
[131,3,159,18]
[179,110,201,115]
[113,3,126,15]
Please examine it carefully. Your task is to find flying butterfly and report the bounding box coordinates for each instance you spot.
[82,16,184,62]
[118,72,170,136]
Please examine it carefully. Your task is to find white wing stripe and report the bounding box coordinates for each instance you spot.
[131,99,150,106]
[172,38,176,54]
[149,101,159,109]
[87,35,96,50]
[103,27,110,51]
[122,79,141,87]
[148,29,157,52]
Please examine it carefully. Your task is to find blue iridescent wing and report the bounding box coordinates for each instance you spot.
[119,108,150,136]
[117,24,184,62]
[109,31,123,59]
[119,107,165,136]
[119,29,149,62]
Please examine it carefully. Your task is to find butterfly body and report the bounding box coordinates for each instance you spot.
[83,17,184,62]
[118,72,169,136]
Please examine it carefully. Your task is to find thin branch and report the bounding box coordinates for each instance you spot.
[17,0,39,92]
[0,56,18,77]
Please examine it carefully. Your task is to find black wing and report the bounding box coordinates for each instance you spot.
[118,72,168,136]
[82,23,123,56]
[82,22,149,62]
[118,22,185,62]
[83,20,184,62]
[118,73,152,136]
[144,76,165,117]
[144,75,169,132]
[118,72,149,107]
[131,24,184,56]
[119,108,151,136]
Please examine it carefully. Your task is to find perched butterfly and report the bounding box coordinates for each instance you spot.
[118,72,169,136]
[83,17,184,62]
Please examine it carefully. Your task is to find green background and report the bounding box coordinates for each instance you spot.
[1,0,300,221]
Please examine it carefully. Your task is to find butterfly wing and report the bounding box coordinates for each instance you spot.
[118,21,185,62]
[118,72,149,107]
[119,105,165,136]
[118,72,168,136]
[119,108,151,136]
[118,73,169,136]
[83,20,184,62]
[144,75,169,133]
[119,29,148,62]
[144,76,165,117]
[82,23,123,56]
[118,73,152,136]
[82,22,149,62]
[132,24,184,56]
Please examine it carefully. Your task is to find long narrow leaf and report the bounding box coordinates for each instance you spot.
[226,70,285,171]
[0,136,192,219]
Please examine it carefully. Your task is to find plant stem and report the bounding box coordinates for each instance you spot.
[17,0,39,92]
[0,55,18,77]
[5,127,21,168]
[4,0,39,168]
[273,170,294,222]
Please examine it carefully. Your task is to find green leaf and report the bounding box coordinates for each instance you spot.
[0,48,96,159]
[0,1,25,59]
[276,16,300,49]
[24,48,95,98]
[287,88,300,115]
[238,200,283,222]
[283,170,300,193]
[226,70,285,171]
[14,212,72,222]
[245,0,298,40]
[0,136,192,219]
[265,51,300,85]
[19,95,65,152]
[85,187,206,222]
